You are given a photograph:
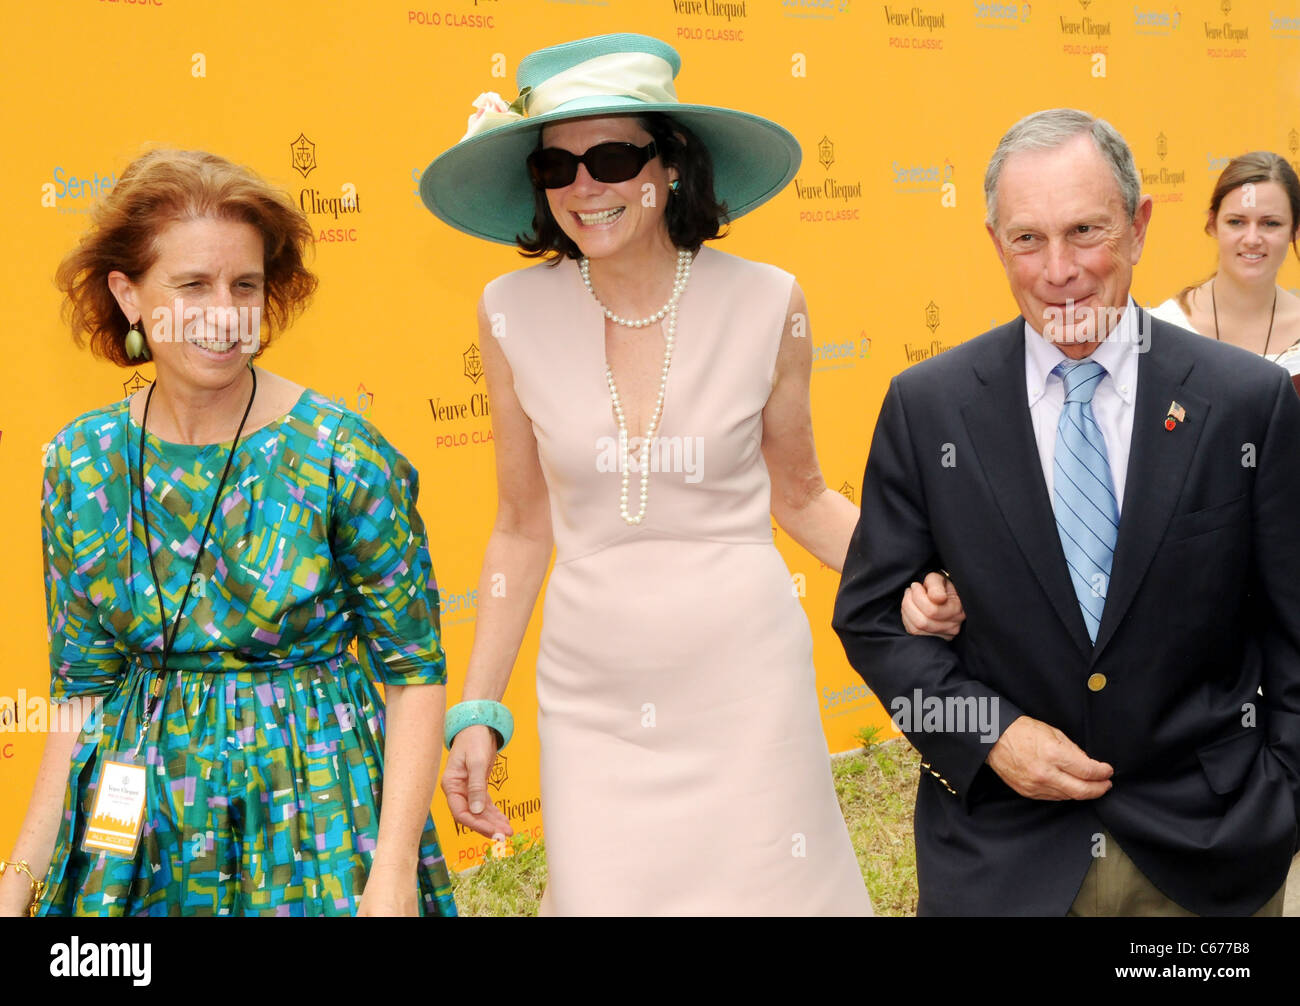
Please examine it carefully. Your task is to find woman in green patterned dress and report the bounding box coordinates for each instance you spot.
[0,150,456,917]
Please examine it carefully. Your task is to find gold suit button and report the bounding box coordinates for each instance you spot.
[1087,673,1107,692]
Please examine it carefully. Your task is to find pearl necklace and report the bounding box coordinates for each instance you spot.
[580,248,692,327]
[581,248,693,526]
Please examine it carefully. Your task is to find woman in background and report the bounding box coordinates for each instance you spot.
[1151,152,1300,375]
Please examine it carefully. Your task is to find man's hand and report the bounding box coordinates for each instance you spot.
[901,571,966,640]
[986,715,1114,800]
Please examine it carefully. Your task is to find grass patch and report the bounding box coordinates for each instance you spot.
[451,833,548,918]
[836,733,920,916]
[450,736,921,916]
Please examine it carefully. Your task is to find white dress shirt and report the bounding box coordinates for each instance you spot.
[1024,299,1140,517]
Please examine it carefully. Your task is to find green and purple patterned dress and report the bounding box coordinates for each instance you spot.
[35,387,457,916]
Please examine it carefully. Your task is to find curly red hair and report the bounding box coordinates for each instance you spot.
[55,149,317,366]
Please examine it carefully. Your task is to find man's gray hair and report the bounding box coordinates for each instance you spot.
[984,109,1141,229]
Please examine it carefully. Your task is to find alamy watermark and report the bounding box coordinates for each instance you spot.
[595,435,705,483]
[1,691,103,741]
[149,300,261,353]
[889,689,1000,744]
[1039,301,1152,352]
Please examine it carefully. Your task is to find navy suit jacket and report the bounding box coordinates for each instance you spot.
[832,311,1300,916]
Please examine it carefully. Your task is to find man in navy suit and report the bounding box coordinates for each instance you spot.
[833,109,1300,915]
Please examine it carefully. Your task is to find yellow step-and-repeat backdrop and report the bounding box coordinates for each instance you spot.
[1,0,1298,873]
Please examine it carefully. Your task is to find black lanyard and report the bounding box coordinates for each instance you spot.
[131,367,257,755]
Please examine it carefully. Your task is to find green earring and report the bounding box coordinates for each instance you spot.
[668,179,681,194]
[124,321,149,361]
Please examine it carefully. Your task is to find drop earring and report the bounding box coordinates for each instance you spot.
[124,321,149,361]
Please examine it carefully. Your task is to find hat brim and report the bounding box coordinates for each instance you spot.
[419,103,802,245]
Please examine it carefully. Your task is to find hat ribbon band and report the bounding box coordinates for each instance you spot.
[460,51,678,142]
[524,51,678,116]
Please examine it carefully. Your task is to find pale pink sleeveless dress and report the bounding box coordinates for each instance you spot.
[484,244,872,915]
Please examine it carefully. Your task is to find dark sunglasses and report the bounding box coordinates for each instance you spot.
[527,140,658,189]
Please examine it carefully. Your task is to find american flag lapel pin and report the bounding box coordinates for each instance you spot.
[1164,400,1186,431]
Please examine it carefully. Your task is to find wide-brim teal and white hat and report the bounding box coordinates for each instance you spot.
[419,32,802,245]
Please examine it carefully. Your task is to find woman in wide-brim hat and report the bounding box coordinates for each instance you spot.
[421,32,963,915]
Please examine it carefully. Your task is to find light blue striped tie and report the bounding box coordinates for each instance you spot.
[1052,359,1118,643]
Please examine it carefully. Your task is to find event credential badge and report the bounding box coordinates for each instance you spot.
[82,760,148,856]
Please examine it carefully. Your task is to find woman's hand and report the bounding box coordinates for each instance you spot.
[0,873,38,917]
[901,571,965,640]
[356,863,420,917]
[441,725,514,840]
[436,301,551,844]
[1,700,94,918]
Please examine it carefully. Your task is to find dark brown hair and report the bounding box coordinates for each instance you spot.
[516,113,729,262]
[55,148,318,366]
[1176,151,1300,315]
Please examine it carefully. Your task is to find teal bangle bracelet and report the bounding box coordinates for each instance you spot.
[445,700,514,751]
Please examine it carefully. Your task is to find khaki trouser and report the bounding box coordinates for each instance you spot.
[1068,831,1285,917]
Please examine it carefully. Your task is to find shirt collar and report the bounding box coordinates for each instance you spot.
[1024,297,1141,406]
